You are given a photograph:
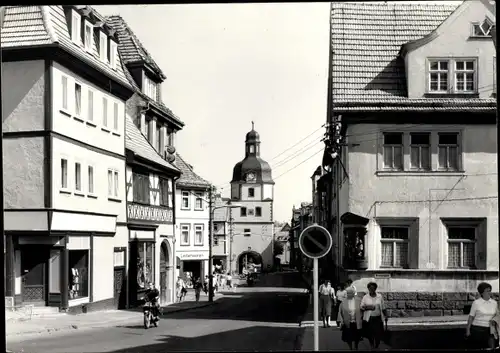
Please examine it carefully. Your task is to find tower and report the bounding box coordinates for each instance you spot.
[230,122,275,274]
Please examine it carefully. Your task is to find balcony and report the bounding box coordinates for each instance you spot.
[127,203,173,224]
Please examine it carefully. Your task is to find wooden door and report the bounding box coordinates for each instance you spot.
[21,246,47,304]
[114,267,126,309]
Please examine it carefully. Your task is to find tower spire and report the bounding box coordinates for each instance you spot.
[251,121,254,130]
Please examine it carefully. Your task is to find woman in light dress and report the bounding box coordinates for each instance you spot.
[360,282,387,350]
[176,276,186,302]
[466,282,499,349]
[318,279,336,327]
[337,287,362,350]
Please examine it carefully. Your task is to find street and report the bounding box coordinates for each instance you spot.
[7,288,309,353]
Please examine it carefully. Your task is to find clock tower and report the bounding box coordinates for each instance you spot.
[229,122,275,274]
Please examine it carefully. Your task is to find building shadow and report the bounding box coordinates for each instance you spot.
[102,325,306,352]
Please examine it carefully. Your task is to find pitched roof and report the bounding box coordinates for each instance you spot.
[105,15,166,80]
[330,1,496,112]
[1,6,132,90]
[125,114,179,174]
[175,153,211,189]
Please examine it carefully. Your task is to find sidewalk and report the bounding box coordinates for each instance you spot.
[7,291,224,340]
[300,326,392,351]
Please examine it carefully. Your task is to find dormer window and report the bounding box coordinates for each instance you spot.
[427,58,477,94]
[249,145,255,153]
[99,31,108,62]
[472,18,493,37]
[144,75,158,101]
[84,21,93,51]
[71,11,81,44]
[110,40,118,70]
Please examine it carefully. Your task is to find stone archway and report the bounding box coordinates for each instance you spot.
[160,241,172,304]
[237,251,263,274]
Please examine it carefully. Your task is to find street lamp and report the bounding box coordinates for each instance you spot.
[208,198,241,302]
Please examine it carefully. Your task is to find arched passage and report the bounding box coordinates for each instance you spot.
[237,251,263,274]
[160,240,172,304]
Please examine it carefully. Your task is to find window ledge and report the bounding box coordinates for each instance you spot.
[194,208,204,211]
[87,194,98,199]
[60,109,71,118]
[73,115,84,123]
[86,121,97,127]
[108,197,122,203]
[468,35,492,40]
[376,170,465,177]
[112,131,121,137]
[181,207,191,211]
[74,191,85,197]
[59,189,71,195]
[101,127,111,133]
[179,243,190,246]
[194,243,205,247]
[424,93,479,99]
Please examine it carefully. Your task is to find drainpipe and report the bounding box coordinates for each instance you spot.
[172,174,180,303]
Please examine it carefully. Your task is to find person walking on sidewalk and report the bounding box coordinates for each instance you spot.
[338,287,362,350]
[319,279,336,328]
[466,282,499,349]
[360,282,387,350]
[335,283,346,327]
[176,276,186,303]
[194,277,203,302]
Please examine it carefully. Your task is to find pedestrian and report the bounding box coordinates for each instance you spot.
[335,283,346,327]
[176,276,186,302]
[220,273,227,290]
[360,281,387,349]
[338,287,362,350]
[466,282,499,349]
[226,272,233,290]
[203,275,209,295]
[318,279,335,327]
[194,277,203,302]
[344,279,357,298]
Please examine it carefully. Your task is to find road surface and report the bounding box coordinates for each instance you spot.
[8,289,309,353]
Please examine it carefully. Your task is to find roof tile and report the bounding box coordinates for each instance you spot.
[175,154,211,189]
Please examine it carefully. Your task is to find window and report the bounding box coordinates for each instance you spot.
[248,188,255,197]
[195,192,203,210]
[428,59,477,94]
[74,162,82,192]
[159,178,169,207]
[110,40,117,70]
[61,76,68,111]
[108,169,119,198]
[167,128,174,147]
[447,227,476,268]
[194,224,204,246]
[255,207,262,217]
[380,227,409,268]
[145,119,151,141]
[136,242,154,290]
[383,133,403,170]
[133,172,150,204]
[84,21,92,51]
[49,250,61,293]
[244,228,251,237]
[99,32,107,62]
[113,102,119,131]
[156,123,161,152]
[144,76,157,101]
[88,166,95,195]
[438,133,459,170]
[181,191,190,209]
[180,224,190,246]
[240,207,247,217]
[87,89,94,122]
[102,97,108,127]
[472,18,493,37]
[455,60,475,92]
[71,11,81,44]
[69,250,89,299]
[410,133,430,170]
[249,145,255,153]
[494,57,496,94]
[74,83,82,117]
[429,60,449,92]
[60,158,68,189]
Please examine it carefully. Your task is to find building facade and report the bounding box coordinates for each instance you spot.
[230,124,275,274]
[106,15,183,307]
[2,5,134,312]
[212,195,232,271]
[323,0,498,315]
[174,155,211,282]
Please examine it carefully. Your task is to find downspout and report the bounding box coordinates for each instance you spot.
[172,174,180,302]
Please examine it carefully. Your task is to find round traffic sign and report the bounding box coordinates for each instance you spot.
[298,224,332,259]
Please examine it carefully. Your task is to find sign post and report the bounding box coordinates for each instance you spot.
[298,224,333,352]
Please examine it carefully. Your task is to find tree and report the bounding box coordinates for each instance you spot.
[273,241,284,257]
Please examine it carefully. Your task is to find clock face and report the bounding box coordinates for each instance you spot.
[246,172,256,181]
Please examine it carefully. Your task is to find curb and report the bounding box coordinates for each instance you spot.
[7,299,222,340]
[299,320,467,329]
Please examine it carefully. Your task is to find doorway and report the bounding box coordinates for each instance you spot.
[114,267,126,309]
[21,246,49,305]
[159,242,170,304]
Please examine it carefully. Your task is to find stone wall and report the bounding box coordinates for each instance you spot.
[357,291,500,317]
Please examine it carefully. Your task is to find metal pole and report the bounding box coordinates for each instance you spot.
[208,186,214,302]
[228,211,233,274]
[313,257,319,351]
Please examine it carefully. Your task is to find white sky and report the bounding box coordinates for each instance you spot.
[95,3,330,222]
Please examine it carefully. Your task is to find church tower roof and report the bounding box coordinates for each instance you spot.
[231,122,274,184]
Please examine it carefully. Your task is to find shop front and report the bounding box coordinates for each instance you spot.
[177,251,208,284]
[128,228,156,307]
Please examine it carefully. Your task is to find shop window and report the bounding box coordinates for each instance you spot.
[49,250,61,293]
[133,172,150,204]
[69,250,89,299]
[137,242,154,290]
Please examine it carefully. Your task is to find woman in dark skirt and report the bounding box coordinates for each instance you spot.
[360,282,387,349]
[338,287,362,350]
[318,280,335,327]
[466,282,499,349]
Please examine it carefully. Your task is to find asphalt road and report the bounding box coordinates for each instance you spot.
[8,289,309,353]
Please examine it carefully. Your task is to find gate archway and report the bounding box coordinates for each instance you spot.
[160,241,171,304]
[237,251,262,274]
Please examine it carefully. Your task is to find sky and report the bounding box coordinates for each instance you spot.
[95,3,330,222]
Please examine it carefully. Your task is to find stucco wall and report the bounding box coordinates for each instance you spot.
[93,236,114,302]
[2,60,45,132]
[231,223,274,271]
[4,137,45,208]
[241,184,262,200]
[231,200,272,223]
[406,1,496,98]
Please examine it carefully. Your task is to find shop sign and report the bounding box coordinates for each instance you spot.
[178,252,209,260]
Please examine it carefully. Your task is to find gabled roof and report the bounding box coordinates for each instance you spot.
[175,153,211,189]
[125,115,180,174]
[1,6,132,90]
[105,15,166,80]
[330,1,496,112]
